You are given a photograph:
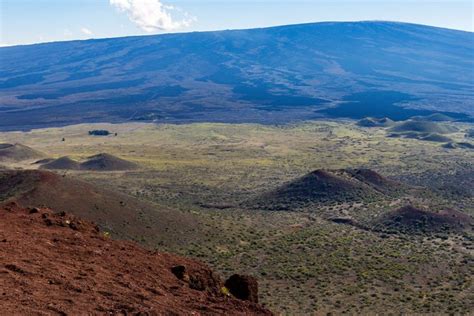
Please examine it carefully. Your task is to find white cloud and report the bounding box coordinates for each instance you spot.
[81,27,93,36]
[109,0,195,32]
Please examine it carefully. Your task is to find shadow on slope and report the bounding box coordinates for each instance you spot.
[443,142,474,150]
[389,120,458,134]
[372,205,473,234]
[39,156,81,170]
[357,117,395,127]
[246,169,404,211]
[38,153,139,171]
[320,92,473,122]
[80,153,139,171]
[387,132,453,143]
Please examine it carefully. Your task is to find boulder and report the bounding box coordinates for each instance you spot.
[224,274,259,303]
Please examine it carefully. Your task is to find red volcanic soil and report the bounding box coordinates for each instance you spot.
[0,203,272,315]
[374,205,473,234]
[0,170,202,248]
[249,169,388,210]
[345,169,402,194]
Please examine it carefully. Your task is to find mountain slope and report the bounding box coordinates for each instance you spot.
[0,22,473,130]
[0,143,45,162]
[0,170,200,248]
[39,156,81,170]
[389,120,458,134]
[247,169,403,210]
[372,205,473,234]
[39,153,139,171]
[80,153,139,171]
[0,204,272,315]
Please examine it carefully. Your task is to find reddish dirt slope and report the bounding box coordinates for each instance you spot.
[373,205,473,234]
[0,203,272,315]
[0,170,201,248]
[249,169,384,210]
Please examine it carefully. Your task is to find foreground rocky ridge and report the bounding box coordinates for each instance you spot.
[0,202,272,315]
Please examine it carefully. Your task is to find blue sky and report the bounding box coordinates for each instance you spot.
[1,0,472,46]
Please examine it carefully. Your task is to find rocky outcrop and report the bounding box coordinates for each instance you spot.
[225,274,260,303]
[0,204,272,315]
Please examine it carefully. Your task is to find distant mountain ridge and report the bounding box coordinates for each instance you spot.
[0,21,473,130]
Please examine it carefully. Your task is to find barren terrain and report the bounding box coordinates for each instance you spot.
[1,120,472,314]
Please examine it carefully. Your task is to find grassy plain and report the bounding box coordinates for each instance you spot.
[1,120,473,314]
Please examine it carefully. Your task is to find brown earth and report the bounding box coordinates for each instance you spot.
[248,169,400,210]
[345,168,404,195]
[373,205,473,234]
[39,156,82,170]
[38,153,139,171]
[0,203,272,315]
[0,143,45,162]
[80,153,139,171]
[0,169,202,248]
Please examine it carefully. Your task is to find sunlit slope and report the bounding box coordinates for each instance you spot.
[0,22,473,130]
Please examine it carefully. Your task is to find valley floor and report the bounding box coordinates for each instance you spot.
[1,120,473,314]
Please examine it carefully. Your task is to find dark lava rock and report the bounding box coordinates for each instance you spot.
[225,274,259,303]
[171,265,187,280]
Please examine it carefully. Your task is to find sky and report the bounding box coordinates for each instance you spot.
[1,0,473,46]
